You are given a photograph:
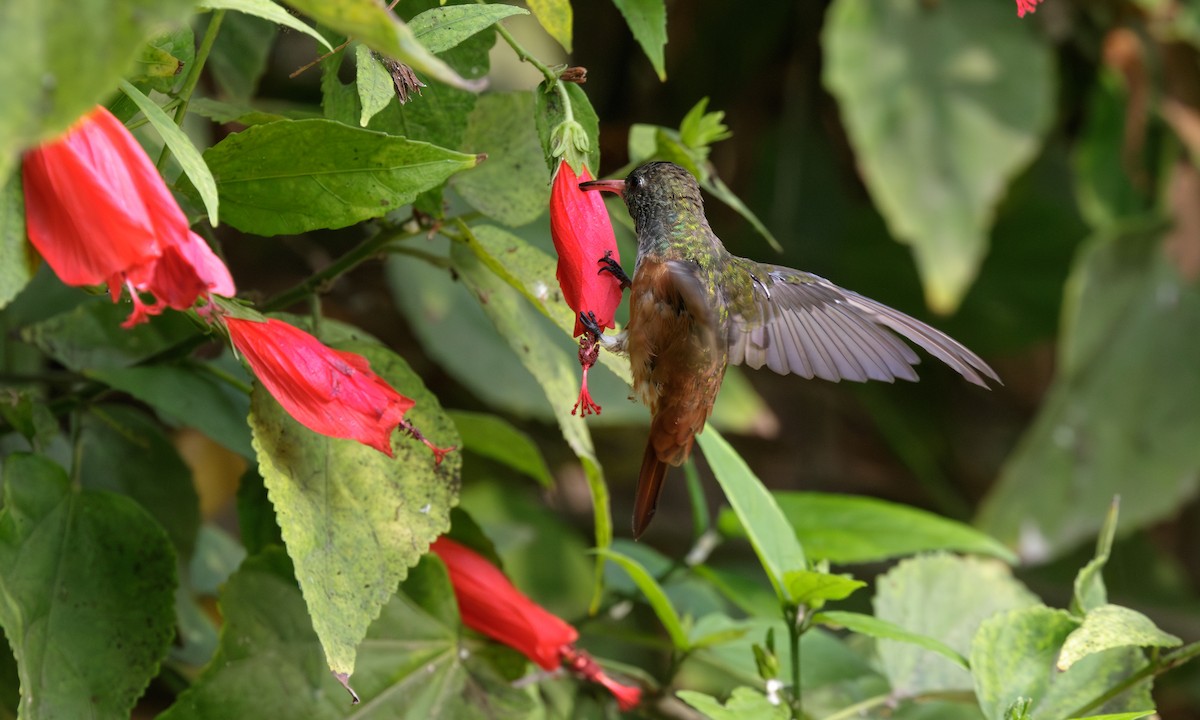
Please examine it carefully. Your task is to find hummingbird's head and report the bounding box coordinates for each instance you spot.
[580,162,705,236]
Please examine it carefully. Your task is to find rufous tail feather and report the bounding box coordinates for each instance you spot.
[633,442,669,539]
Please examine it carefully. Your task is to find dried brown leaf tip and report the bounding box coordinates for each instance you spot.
[560,66,587,84]
[376,53,426,104]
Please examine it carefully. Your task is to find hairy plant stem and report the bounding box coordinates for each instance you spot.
[157,9,225,170]
[484,3,557,83]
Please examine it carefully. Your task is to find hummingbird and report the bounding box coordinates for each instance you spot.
[579,161,998,539]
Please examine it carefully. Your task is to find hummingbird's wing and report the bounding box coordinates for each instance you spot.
[725,262,998,388]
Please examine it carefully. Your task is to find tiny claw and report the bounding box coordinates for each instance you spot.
[579,310,604,338]
[596,250,631,289]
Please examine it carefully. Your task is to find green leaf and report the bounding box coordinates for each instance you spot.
[204,0,333,51]
[20,298,197,371]
[196,119,481,235]
[0,454,177,720]
[1057,604,1181,671]
[283,0,485,92]
[206,10,276,100]
[129,27,194,93]
[321,0,492,160]
[1067,713,1156,720]
[815,610,969,670]
[0,0,195,183]
[188,97,322,125]
[691,564,780,619]
[873,554,1039,695]
[718,491,1016,564]
[823,0,1055,312]
[449,238,613,611]
[535,80,600,174]
[611,0,667,80]
[161,549,540,718]
[596,548,689,650]
[527,0,572,53]
[409,3,527,53]
[119,80,220,226]
[87,361,254,458]
[1072,499,1119,616]
[0,170,31,311]
[695,429,807,603]
[448,410,553,487]
[355,43,395,127]
[452,91,550,227]
[0,392,59,453]
[1036,648,1153,720]
[249,339,461,682]
[1072,71,1154,228]
[970,605,1079,720]
[78,405,201,559]
[677,687,790,720]
[782,569,865,606]
[978,226,1200,560]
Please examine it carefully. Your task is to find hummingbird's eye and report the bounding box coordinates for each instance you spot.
[629,174,646,191]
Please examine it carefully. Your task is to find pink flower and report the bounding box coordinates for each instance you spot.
[225,317,448,459]
[430,538,642,710]
[22,106,233,326]
[549,161,623,337]
[1016,0,1042,17]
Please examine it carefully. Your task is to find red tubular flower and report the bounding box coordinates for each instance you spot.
[225,317,417,457]
[549,160,624,337]
[1016,0,1042,17]
[430,538,641,710]
[22,106,233,325]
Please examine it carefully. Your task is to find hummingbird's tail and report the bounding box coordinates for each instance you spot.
[632,442,669,539]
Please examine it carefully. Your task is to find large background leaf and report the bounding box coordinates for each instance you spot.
[978,227,1200,561]
[823,0,1056,312]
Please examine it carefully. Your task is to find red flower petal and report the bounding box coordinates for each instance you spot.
[431,538,577,671]
[226,317,414,456]
[22,107,176,286]
[22,106,235,326]
[562,647,642,711]
[1016,0,1042,17]
[550,161,624,336]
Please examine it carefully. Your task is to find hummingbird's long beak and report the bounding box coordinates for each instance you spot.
[579,178,625,197]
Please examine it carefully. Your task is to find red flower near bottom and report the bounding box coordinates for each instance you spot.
[430,538,641,711]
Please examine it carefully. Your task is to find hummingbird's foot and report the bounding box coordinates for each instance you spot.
[597,250,631,289]
[579,310,605,338]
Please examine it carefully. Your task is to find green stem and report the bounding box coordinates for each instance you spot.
[486,3,557,83]
[785,605,802,717]
[817,693,892,720]
[263,212,480,312]
[157,9,225,169]
[1064,640,1200,718]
